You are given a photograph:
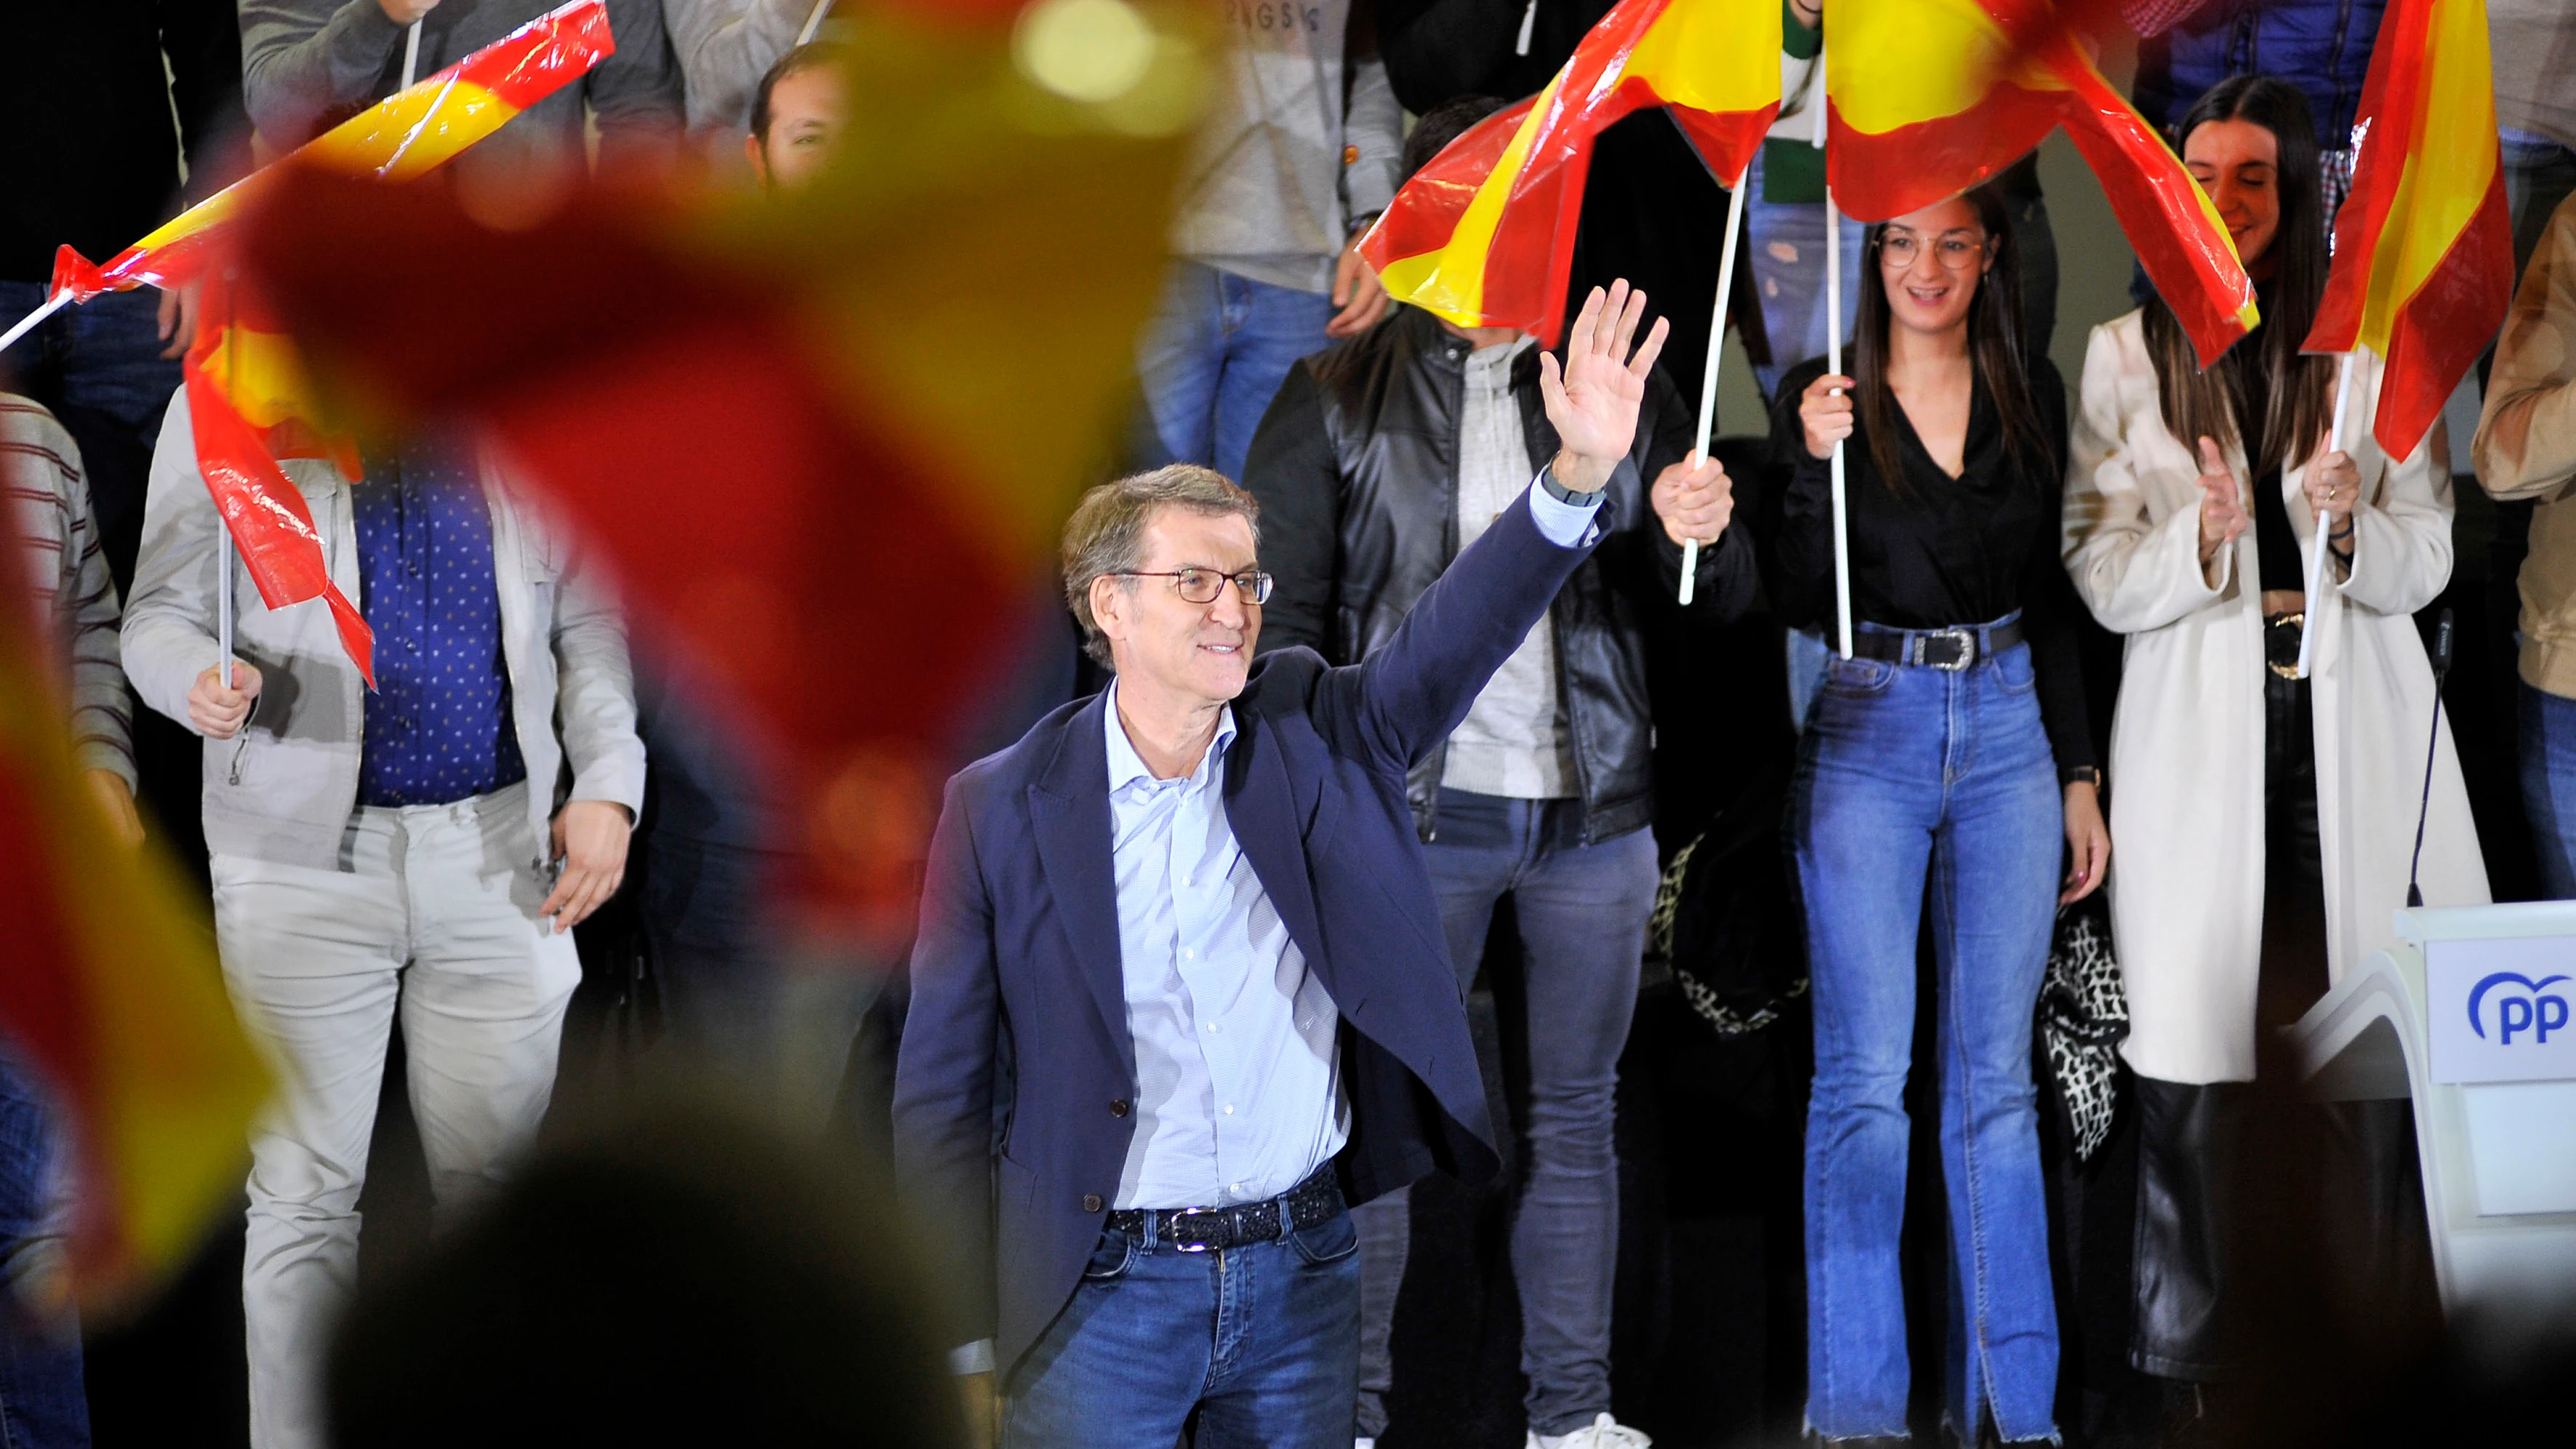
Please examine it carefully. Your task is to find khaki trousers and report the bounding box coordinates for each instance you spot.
[212,782,579,1449]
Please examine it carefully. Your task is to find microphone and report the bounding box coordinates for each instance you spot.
[2406,607,2455,910]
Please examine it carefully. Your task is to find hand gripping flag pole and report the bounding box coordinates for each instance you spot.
[2296,352,2358,679]
[1680,173,1749,606]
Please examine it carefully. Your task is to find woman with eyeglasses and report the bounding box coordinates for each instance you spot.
[2062,76,2487,1407]
[1767,181,2103,1448]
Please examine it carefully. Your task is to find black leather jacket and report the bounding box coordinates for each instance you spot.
[1243,305,1757,844]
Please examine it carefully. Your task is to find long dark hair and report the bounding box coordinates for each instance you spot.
[1849,182,2049,496]
[2141,75,2334,478]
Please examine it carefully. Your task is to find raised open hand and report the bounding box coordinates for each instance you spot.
[1539,281,1669,493]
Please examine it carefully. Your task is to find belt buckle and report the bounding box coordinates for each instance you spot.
[2267,611,2307,680]
[1912,627,1976,672]
[1165,1205,1222,1253]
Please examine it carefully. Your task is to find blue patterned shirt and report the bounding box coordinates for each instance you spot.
[353,441,526,808]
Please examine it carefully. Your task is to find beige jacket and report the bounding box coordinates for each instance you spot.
[2475,191,2576,698]
[2064,310,2489,1085]
[122,388,645,871]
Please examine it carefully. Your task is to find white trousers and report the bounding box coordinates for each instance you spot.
[211,782,579,1449]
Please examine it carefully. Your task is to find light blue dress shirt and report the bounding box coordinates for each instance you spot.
[1102,478,1602,1212]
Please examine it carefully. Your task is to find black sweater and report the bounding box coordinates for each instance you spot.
[1765,353,2096,782]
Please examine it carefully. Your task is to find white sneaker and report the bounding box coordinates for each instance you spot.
[1528,1413,1654,1449]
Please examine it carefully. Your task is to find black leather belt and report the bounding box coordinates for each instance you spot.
[1106,1163,1344,1253]
[1849,617,2025,671]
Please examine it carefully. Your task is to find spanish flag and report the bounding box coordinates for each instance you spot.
[48,0,614,302]
[1360,0,1782,342]
[1826,0,2258,369]
[0,611,270,1303]
[39,0,614,688]
[185,265,378,688]
[2302,0,2512,460]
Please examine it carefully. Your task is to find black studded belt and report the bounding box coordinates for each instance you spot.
[1848,617,2026,671]
[1104,1162,1344,1253]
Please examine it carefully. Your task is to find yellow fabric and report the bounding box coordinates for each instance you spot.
[1624,0,1785,120]
[0,624,269,1304]
[300,78,517,182]
[1374,73,1564,326]
[1824,0,2063,136]
[2349,0,2501,354]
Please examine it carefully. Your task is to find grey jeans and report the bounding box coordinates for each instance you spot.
[1353,790,1658,1439]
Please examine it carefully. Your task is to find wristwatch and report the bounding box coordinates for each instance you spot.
[1539,469,1604,507]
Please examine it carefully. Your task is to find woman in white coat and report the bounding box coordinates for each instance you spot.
[2062,76,2488,1400]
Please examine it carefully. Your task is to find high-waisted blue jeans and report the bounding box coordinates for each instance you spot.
[1790,631,2062,1443]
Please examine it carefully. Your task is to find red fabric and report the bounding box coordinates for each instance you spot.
[2305,0,2512,459]
[181,278,377,689]
[2371,171,2514,459]
[240,168,1023,936]
[1828,6,2255,369]
[2308,0,2435,355]
[1360,0,1778,342]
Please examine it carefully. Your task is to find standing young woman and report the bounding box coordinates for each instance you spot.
[1770,183,2107,1447]
[2062,76,2488,1397]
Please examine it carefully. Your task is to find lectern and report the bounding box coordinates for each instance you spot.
[2292,902,2576,1328]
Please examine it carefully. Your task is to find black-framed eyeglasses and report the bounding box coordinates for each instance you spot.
[1113,568,1275,605]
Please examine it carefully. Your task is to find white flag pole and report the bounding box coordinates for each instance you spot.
[797,0,835,44]
[1813,44,1853,658]
[1680,174,1750,606]
[0,290,71,356]
[402,20,423,89]
[217,518,236,691]
[2296,351,2357,678]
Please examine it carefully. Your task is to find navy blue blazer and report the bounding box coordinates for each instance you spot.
[892,480,1605,1373]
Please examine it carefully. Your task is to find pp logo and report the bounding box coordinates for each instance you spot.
[2468,971,2572,1046]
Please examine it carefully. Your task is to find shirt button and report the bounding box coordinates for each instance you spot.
[1181,948,1195,960]
[1204,1021,1219,1033]
[1082,1194,1103,1213]
[1223,1104,1235,1115]
[1109,1099,1131,1117]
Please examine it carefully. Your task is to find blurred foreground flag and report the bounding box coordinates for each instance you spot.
[2302,0,2511,459]
[239,0,1202,942]
[48,0,614,301]
[1826,0,2258,368]
[0,614,268,1304]
[1360,0,1782,342]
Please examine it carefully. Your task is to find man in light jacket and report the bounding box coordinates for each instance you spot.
[122,392,645,1449]
[2480,190,2576,896]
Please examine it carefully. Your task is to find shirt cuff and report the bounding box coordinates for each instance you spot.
[1527,469,1605,548]
[947,1339,995,1376]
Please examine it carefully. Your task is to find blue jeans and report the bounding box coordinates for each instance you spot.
[1791,632,2061,1443]
[1003,1208,1361,1448]
[2519,681,2576,899]
[0,1046,88,1448]
[0,281,182,589]
[1352,793,1656,1437]
[1135,261,1335,485]
[1743,148,1866,399]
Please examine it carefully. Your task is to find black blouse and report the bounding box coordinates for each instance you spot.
[1765,353,2097,782]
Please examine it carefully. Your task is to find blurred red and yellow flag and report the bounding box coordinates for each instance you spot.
[1826,0,2258,368]
[240,1,1203,940]
[0,609,268,1304]
[47,0,613,302]
[2302,0,2511,459]
[42,0,617,687]
[1360,0,1782,342]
